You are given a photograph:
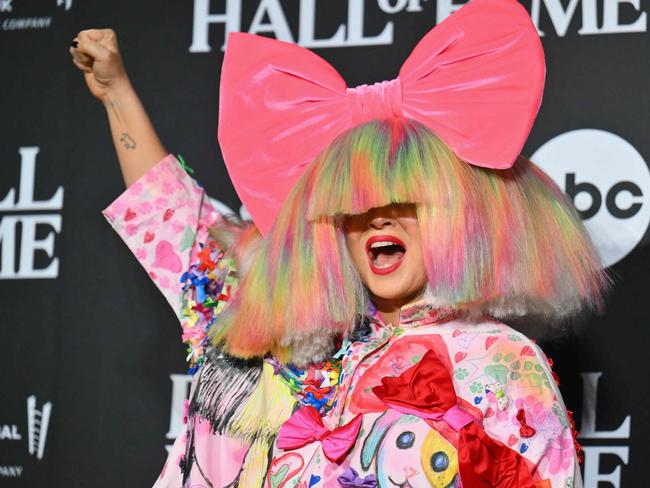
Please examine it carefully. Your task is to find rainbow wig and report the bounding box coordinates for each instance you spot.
[210,118,608,365]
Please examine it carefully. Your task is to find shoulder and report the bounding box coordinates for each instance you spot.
[435,319,557,402]
[436,320,579,480]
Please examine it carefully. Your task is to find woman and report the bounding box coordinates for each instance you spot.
[71,0,606,486]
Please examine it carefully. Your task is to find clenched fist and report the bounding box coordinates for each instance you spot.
[70,29,130,102]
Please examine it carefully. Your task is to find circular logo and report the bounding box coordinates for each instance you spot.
[531,129,650,267]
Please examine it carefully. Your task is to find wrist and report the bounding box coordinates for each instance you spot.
[101,77,135,103]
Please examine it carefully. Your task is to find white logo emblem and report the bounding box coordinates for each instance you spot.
[56,0,73,10]
[580,372,631,487]
[27,395,52,460]
[531,129,650,267]
[1,0,73,31]
[0,147,64,279]
[189,0,647,53]
[0,424,21,440]
[0,0,13,13]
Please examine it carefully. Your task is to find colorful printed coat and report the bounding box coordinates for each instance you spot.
[104,154,583,488]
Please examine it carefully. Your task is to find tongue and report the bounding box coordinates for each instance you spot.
[375,249,405,268]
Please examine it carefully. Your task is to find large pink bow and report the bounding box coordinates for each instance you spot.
[276,406,363,463]
[218,0,545,236]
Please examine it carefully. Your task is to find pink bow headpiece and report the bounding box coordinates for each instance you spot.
[218,0,545,236]
[277,406,363,464]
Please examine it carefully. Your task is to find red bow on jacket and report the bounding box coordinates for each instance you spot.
[373,350,546,488]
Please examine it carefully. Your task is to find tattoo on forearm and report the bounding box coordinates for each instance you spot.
[106,98,135,149]
[120,132,136,149]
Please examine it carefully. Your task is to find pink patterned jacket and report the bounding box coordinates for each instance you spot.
[105,154,583,488]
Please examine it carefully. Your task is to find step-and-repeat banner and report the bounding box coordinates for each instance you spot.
[1,0,648,486]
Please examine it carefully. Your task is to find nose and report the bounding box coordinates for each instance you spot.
[368,209,396,230]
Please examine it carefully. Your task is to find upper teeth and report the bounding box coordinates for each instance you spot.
[370,241,398,249]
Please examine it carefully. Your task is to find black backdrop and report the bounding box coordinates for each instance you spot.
[1,0,648,486]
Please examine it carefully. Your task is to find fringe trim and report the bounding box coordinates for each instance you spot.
[183,347,296,483]
[188,347,263,437]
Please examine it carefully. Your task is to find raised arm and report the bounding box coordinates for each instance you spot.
[69,28,166,187]
[69,27,232,330]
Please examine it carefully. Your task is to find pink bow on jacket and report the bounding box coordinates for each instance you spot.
[276,406,363,464]
[218,0,545,236]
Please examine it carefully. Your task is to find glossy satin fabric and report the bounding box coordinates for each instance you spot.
[218,0,545,235]
[372,350,462,419]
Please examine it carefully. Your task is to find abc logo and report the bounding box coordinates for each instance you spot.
[531,129,650,267]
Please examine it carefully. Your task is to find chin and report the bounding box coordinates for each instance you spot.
[367,276,424,304]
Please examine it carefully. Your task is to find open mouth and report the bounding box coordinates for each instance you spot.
[366,235,406,275]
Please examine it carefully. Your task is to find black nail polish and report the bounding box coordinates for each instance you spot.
[70,40,78,48]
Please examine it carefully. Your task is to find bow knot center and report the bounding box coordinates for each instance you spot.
[346,78,403,125]
[314,425,331,441]
[441,404,475,431]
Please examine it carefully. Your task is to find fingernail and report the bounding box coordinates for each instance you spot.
[70,40,78,48]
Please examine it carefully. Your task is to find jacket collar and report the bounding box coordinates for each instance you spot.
[369,300,460,329]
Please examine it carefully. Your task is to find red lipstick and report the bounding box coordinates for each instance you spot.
[365,235,406,275]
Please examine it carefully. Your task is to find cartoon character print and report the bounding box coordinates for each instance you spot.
[360,410,459,487]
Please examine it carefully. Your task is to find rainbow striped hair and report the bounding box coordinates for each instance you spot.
[211,118,608,364]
